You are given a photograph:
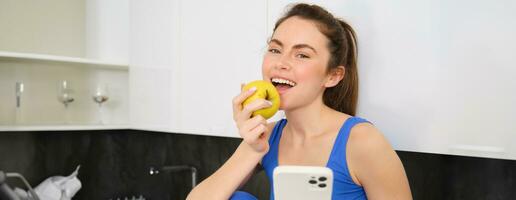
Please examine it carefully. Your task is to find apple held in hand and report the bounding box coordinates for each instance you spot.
[242,80,280,119]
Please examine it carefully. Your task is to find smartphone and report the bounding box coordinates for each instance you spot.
[273,165,333,200]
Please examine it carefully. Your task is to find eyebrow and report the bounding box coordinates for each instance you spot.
[269,39,318,54]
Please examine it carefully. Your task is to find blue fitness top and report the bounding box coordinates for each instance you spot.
[261,117,370,200]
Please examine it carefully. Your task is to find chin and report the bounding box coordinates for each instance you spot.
[279,101,296,112]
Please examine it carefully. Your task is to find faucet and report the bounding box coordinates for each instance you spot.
[149,165,198,189]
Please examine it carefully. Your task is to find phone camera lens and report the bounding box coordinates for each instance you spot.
[318,183,327,188]
[318,176,327,181]
[309,180,317,184]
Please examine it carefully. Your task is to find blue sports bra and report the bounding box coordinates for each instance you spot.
[261,117,371,200]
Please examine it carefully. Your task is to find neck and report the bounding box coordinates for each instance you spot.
[284,96,336,139]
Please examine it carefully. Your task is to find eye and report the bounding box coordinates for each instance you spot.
[268,48,281,54]
[296,53,310,59]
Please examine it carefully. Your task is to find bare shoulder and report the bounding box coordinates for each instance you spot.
[347,122,412,199]
[347,122,393,153]
[346,122,394,183]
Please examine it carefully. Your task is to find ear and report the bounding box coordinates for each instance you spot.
[324,66,345,88]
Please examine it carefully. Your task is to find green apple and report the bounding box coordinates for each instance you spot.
[242,80,280,119]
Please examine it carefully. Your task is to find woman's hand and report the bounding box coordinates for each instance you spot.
[232,85,272,154]
[187,88,273,200]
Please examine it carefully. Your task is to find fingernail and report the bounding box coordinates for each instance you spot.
[266,100,273,105]
[249,87,257,92]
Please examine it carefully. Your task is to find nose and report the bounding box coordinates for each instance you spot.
[274,54,291,71]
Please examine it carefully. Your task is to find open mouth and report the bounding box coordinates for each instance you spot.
[271,77,296,93]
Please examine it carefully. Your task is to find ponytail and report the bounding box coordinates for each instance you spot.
[323,20,359,116]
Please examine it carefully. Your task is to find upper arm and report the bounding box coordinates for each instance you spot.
[347,123,412,200]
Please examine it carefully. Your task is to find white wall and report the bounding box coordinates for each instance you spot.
[270,0,516,160]
[354,0,516,160]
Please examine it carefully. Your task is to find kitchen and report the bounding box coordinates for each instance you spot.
[1,0,516,199]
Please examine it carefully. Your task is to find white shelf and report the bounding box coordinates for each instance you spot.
[0,51,128,70]
[0,124,130,132]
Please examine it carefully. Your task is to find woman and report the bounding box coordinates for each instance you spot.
[187,3,412,200]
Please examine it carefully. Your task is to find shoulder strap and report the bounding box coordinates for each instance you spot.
[262,119,287,171]
[327,117,372,167]
[268,119,287,146]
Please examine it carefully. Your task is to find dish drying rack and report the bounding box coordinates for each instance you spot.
[0,170,40,200]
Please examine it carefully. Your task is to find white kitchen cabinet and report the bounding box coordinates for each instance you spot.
[129,0,179,132]
[173,0,267,137]
[86,0,129,64]
[130,0,267,137]
[0,0,129,128]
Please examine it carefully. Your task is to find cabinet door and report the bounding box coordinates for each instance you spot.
[174,0,267,137]
[129,0,180,131]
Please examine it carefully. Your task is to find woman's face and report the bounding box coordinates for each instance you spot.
[262,16,332,111]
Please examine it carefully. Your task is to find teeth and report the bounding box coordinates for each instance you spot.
[272,78,297,87]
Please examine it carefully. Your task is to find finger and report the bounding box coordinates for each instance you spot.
[241,115,266,133]
[239,115,266,137]
[259,127,269,139]
[249,124,267,142]
[232,86,257,111]
[243,124,267,144]
[240,99,273,120]
[233,87,256,106]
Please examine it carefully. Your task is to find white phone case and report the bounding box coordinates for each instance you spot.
[273,166,333,200]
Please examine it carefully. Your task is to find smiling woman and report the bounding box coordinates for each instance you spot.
[187,3,412,200]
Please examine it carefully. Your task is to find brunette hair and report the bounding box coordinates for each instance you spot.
[273,3,359,115]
